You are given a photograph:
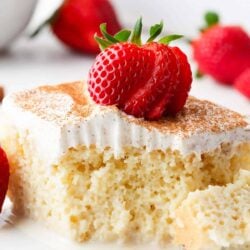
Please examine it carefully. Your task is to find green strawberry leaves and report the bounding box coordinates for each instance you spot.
[100,23,120,43]
[131,17,143,45]
[200,11,220,32]
[195,69,204,79]
[114,29,131,42]
[205,12,220,27]
[159,34,183,45]
[94,36,113,51]
[95,18,183,51]
[147,21,163,42]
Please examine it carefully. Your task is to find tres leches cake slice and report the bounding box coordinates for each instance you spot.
[0,19,250,247]
[1,82,250,244]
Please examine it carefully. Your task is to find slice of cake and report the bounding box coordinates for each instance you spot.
[174,170,250,250]
[0,81,250,244]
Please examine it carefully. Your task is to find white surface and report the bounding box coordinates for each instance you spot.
[0,31,92,91]
[112,0,250,36]
[0,0,38,50]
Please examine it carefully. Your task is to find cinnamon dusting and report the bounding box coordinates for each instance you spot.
[11,81,248,135]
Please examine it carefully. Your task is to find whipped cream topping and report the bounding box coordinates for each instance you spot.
[1,82,250,165]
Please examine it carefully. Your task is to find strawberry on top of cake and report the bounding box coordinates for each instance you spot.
[88,18,192,120]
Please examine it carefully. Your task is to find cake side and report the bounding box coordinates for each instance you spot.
[3,130,250,243]
[174,170,250,250]
[2,81,250,164]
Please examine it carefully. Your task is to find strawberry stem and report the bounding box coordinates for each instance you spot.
[30,8,60,38]
[30,18,51,38]
[94,35,113,50]
[95,18,183,50]
[100,23,119,43]
[158,34,183,45]
[199,11,220,32]
[114,29,131,41]
[147,21,163,42]
[195,69,204,79]
[205,11,219,27]
[131,17,142,45]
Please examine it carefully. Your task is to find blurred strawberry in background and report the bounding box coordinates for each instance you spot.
[234,69,250,99]
[0,147,9,213]
[32,0,121,54]
[192,12,250,85]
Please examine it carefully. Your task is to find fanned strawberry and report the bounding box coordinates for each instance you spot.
[88,18,192,120]
[0,147,9,213]
[143,43,179,120]
[167,47,192,114]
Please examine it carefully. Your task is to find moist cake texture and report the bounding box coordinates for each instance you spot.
[0,81,250,244]
[174,170,250,250]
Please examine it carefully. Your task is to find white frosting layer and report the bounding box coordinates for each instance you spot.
[2,91,250,166]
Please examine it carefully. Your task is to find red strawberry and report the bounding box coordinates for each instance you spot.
[193,12,250,84]
[32,0,121,54]
[0,147,9,213]
[167,47,192,114]
[89,42,156,107]
[142,43,179,120]
[234,68,250,99]
[88,19,192,120]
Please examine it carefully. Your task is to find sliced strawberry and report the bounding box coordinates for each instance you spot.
[142,43,179,120]
[88,18,192,120]
[0,147,9,213]
[167,47,192,115]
